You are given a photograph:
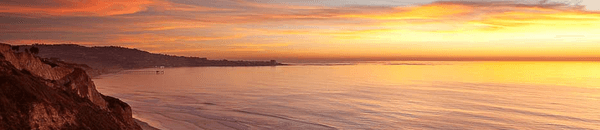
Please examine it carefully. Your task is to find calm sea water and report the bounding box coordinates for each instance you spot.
[93,61,600,130]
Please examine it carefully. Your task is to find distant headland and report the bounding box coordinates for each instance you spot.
[12,44,285,76]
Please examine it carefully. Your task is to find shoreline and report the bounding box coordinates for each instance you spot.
[134,118,161,130]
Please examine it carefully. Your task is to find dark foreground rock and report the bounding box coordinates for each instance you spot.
[0,43,141,130]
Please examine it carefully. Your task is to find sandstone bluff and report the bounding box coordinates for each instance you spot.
[0,43,141,130]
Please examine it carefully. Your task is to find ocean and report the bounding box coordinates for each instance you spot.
[93,61,600,130]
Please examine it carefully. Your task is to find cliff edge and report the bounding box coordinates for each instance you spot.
[0,43,141,130]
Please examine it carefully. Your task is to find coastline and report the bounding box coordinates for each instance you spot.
[134,118,161,130]
[92,69,160,130]
[92,72,162,130]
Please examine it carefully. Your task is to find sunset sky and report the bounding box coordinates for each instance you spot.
[1,0,600,61]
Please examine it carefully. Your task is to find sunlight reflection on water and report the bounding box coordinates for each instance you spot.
[94,61,600,130]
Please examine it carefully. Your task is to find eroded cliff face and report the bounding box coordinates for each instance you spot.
[0,43,141,130]
[0,45,73,80]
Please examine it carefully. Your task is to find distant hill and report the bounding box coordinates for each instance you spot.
[15,44,282,75]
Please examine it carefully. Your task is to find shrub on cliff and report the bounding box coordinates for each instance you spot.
[11,46,19,51]
[30,46,39,54]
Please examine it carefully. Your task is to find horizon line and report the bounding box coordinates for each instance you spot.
[8,43,600,62]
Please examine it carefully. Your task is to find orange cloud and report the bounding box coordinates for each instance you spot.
[207,1,598,30]
[340,3,473,20]
[226,48,266,52]
[151,0,233,12]
[0,17,212,34]
[228,43,289,47]
[0,0,154,16]
[358,1,600,33]
[232,0,326,10]
[0,26,102,33]
[111,33,245,44]
[473,10,600,31]
[154,48,216,53]
[3,39,98,45]
[120,20,210,31]
[0,0,227,17]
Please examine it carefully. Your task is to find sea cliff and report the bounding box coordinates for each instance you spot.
[0,43,141,129]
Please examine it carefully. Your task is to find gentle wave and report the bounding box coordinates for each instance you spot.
[94,62,600,130]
